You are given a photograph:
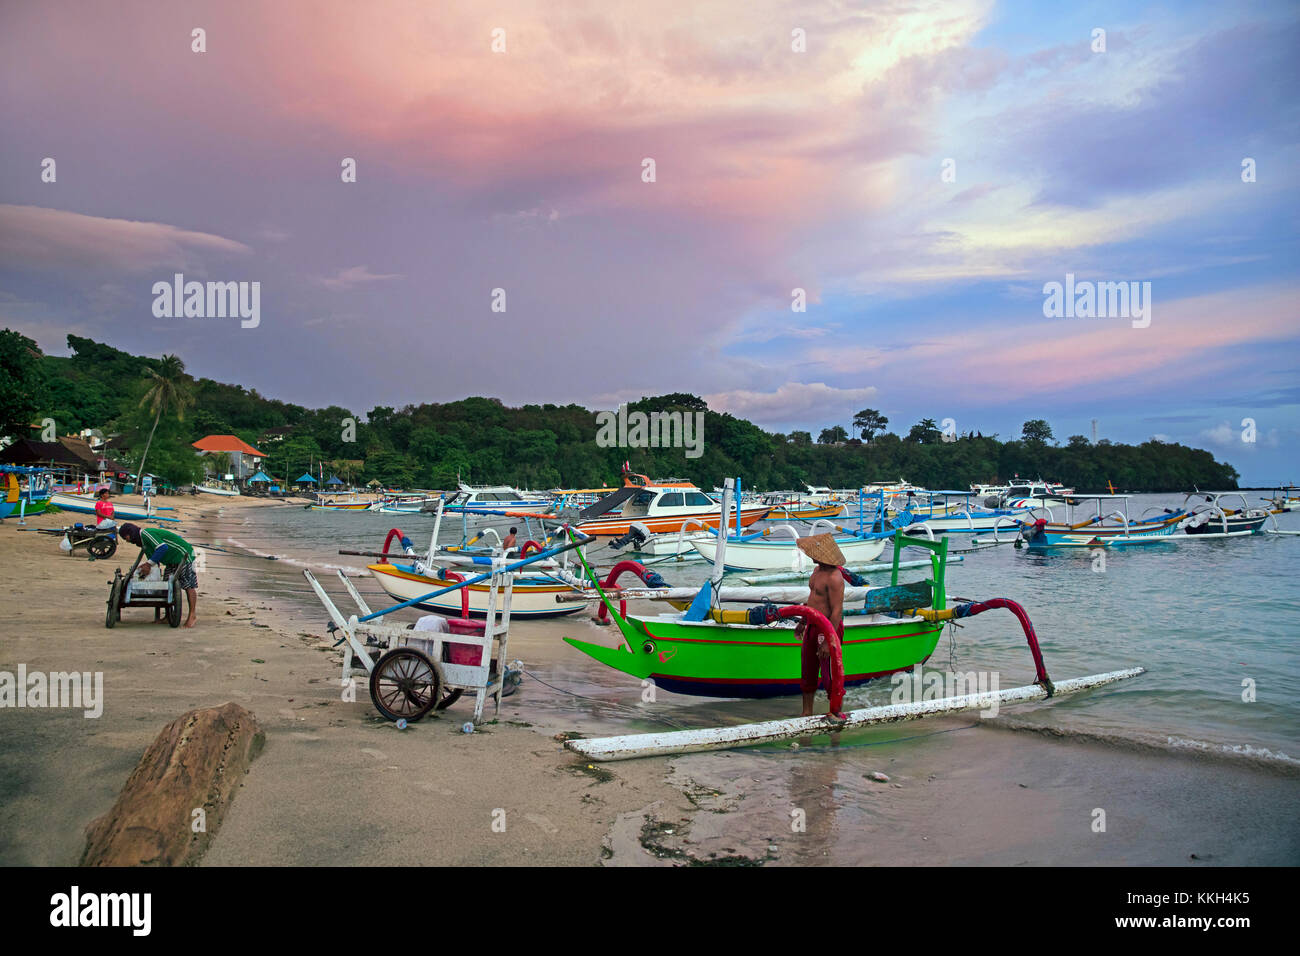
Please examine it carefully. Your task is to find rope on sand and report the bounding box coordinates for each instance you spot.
[517,667,691,730]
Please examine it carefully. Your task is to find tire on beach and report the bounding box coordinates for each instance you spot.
[435,688,464,711]
[87,535,117,559]
[369,647,442,723]
[167,576,182,628]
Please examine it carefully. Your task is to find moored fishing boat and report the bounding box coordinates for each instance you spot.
[445,483,554,514]
[368,561,584,618]
[1017,495,1186,547]
[688,525,890,571]
[348,508,587,619]
[49,491,179,522]
[560,485,1146,760]
[575,471,770,536]
[1,465,53,519]
[758,491,846,521]
[898,490,1033,536]
[1181,492,1271,536]
[994,480,1077,510]
[565,528,951,699]
[195,484,239,496]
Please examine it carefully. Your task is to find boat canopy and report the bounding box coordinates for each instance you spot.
[579,484,642,520]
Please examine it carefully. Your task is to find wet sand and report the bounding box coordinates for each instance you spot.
[2,494,1296,866]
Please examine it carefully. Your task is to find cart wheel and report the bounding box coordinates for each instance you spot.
[369,648,442,723]
[105,572,122,629]
[87,536,116,559]
[167,577,183,628]
[435,688,464,711]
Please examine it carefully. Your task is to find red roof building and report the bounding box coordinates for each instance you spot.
[192,435,268,457]
[192,435,268,483]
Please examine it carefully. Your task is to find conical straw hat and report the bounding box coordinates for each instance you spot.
[795,533,846,567]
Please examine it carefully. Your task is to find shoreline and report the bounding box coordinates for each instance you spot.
[2,495,1297,866]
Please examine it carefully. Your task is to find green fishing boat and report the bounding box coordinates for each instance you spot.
[564,532,951,699]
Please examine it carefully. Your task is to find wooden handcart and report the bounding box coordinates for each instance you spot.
[105,552,183,628]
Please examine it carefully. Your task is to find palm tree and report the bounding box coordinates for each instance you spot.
[135,355,194,487]
[207,451,232,480]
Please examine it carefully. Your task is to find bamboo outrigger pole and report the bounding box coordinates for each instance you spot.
[565,667,1146,762]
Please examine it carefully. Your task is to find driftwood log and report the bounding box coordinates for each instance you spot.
[81,702,264,866]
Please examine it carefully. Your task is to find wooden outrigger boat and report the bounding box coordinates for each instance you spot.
[49,491,178,522]
[563,482,1027,698]
[1261,486,1300,513]
[687,523,891,572]
[558,481,1147,762]
[309,492,383,511]
[1017,495,1186,547]
[681,490,906,572]
[342,505,587,619]
[1181,492,1272,537]
[1,465,52,520]
[195,484,239,496]
[563,534,950,699]
[758,491,845,521]
[895,490,1033,536]
[368,561,584,618]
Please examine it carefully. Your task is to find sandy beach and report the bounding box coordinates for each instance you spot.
[2,494,1297,867]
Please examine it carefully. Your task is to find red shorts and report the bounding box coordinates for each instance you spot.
[800,622,845,711]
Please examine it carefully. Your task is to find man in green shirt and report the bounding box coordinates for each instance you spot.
[118,523,199,628]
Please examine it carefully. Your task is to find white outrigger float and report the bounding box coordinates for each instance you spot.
[565,668,1146,762]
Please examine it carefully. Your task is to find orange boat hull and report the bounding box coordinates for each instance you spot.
[577,507,771,537]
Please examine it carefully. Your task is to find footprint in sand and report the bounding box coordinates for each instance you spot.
[360,748,387,760]
[525,813,559,834]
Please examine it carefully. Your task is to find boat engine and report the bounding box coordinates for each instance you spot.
[609,522,651,551]
[1017,518,1047,547]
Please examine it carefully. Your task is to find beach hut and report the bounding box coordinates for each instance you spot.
[248,470,272,485]
[294,472,318,492]
[325,475,345,488]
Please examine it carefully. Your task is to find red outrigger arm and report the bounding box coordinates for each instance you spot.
[595,560,668,623]
[940,598,1054,696]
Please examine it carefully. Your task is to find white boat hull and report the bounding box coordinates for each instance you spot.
[49,492,178,522]
[618,530,716,556]
[368,562,584,618]
[903,510,1031,534]
[689,535,887,572]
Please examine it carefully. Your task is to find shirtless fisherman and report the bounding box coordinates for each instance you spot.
[794,534,847,722]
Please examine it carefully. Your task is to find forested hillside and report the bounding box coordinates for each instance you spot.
[0,330,1240,491]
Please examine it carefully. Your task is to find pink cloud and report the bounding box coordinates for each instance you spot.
[0,204,251,274]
